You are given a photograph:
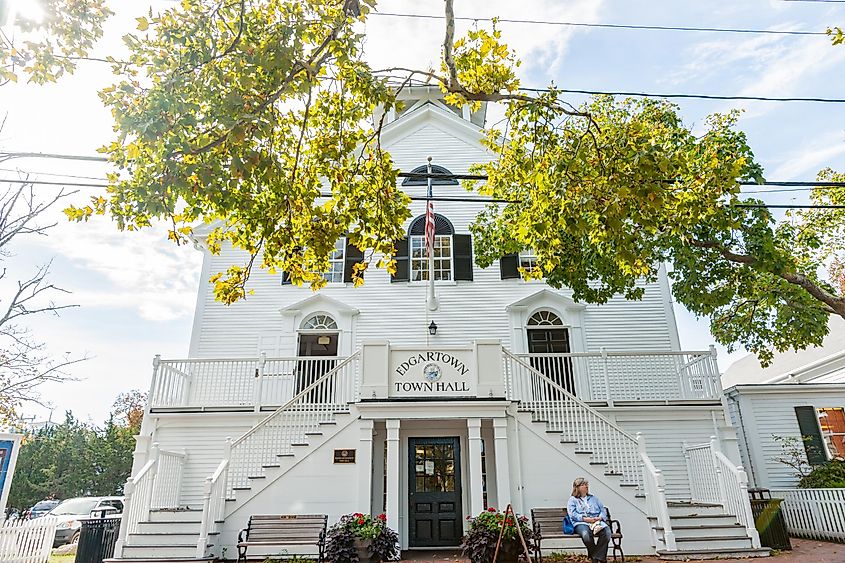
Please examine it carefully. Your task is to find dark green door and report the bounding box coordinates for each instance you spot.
[408,437,462,547]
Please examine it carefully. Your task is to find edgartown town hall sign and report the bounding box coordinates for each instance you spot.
[388,349,474,397]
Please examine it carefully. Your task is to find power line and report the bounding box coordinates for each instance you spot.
[0,167,110,181]
[4,176,843,211]
[370,11,828,37]
[519,87,845,104]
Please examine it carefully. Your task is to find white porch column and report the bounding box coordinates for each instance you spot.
[493,418,512,508]
[386,419,401,534]
[359,419,375,512]
[467,418,484,516]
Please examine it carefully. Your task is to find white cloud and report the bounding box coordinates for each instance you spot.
[768,129,845,180]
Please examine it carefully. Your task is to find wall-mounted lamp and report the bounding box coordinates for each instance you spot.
[428,321,438,336]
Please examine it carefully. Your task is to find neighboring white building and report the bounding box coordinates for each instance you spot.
[113,88,766,561]
[724,317,845,490]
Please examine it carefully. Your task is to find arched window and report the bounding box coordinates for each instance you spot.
[527,310,564,326]
[401,164,460,186]
[407,213,454,281]
[301,313,338,331]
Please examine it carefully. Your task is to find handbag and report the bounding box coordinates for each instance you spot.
[562,514,575,535]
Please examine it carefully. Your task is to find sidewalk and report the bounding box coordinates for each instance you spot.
[399,539,843,562]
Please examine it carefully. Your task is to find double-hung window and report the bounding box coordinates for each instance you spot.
[321,238,346,283]
[519,249,538,273]
[410,235,452,281]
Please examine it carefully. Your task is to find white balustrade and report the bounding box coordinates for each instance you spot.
[712,439,761,548]
[683,438,761,549]
[152,449,186,509]
[150,356,352,410]
[226,352,360,496]
[114,454,157,558]
[638,434,675,550]
[515,349,720,402]
[684,441,721,504]
[770,488,845,543]
[503,350,642,488]
[197,443,230,558]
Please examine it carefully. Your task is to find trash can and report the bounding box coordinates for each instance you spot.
[748,488,791,551]
[74,511,122,563]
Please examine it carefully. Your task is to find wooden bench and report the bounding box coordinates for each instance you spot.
[531,507,624,563]
[237,514,327,562]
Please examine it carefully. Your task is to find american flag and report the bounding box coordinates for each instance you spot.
[424,197,435,258]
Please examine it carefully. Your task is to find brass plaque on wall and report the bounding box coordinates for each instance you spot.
[334,449,356,463]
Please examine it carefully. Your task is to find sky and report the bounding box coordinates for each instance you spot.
[1,0,845,424]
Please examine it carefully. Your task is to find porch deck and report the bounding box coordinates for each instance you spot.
[146,349,722,412]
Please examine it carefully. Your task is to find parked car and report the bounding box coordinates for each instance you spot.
[27,499,60,519]
[47,496,124,546]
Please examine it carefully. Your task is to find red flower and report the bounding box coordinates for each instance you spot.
[358,518,365,525]
[377,514,387,521]
[487,507,497,512]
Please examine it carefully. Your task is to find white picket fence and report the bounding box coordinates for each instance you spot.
[770,488,845,543]
[0,517,57,563]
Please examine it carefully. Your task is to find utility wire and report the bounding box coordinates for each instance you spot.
[3,176,842,211]
[371,11,829,37]
[518,87,845,104]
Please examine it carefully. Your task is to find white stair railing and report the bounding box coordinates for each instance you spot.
[226,351,360,496]
[712,438,761,549]
[683,441,721,504]
[197,442,230,559]
[151,449,186,509]
[503,349,642,487]
[114,452,158,558]
[638,434,676,551]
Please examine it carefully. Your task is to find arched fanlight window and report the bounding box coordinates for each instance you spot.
[408,213,454,236]
[301,313,338,330]
[401,164,460,186]
[527,310,563,326]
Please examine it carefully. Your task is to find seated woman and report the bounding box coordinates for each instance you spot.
[567,477,612,563]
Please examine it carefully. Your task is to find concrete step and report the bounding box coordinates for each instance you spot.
[672,536,753,551]
[667,502,725,517]
[662,514,741,527]
[137,521,201,535]
[148,509,203,523]
[127,532,214,546]
[121,545,207,558]
[657,547,770,560]
[656,523,748,539]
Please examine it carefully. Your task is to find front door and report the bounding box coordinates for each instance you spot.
[408,437,463,547]
[528,327,575,396]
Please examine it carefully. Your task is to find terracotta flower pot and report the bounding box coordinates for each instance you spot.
[354,537,377,562]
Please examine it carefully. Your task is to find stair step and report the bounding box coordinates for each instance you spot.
[148,509,202,523]
[655,524,748,539]
[106,558,214,563]
[121,545,207,558]
[656,547,770,560]
[137,521,201,534]
[128,532,214,546]
[670,536,753,551]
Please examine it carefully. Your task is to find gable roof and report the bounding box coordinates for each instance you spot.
[279,293,359,317]
[506,288,586,311]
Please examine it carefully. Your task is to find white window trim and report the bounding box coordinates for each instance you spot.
[409,234,454,283]
[321,237,346,284]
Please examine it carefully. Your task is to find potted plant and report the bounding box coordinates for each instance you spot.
[460,507,535,563]
[325,513,399,562]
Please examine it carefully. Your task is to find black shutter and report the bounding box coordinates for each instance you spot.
[281,271,292,285]
[794,406,828,466]
[343,241,365,283]
[391,237,409,282]
[453,234,473,281]
[500,254,520,279]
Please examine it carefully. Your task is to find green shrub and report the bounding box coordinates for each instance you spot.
[798,459,845,488]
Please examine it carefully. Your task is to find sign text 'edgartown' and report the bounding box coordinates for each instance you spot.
[390,350,473,396]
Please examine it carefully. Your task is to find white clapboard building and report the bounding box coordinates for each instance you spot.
[113,88,767,561]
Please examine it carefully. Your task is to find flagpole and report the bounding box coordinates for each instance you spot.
[426,156,438,312]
